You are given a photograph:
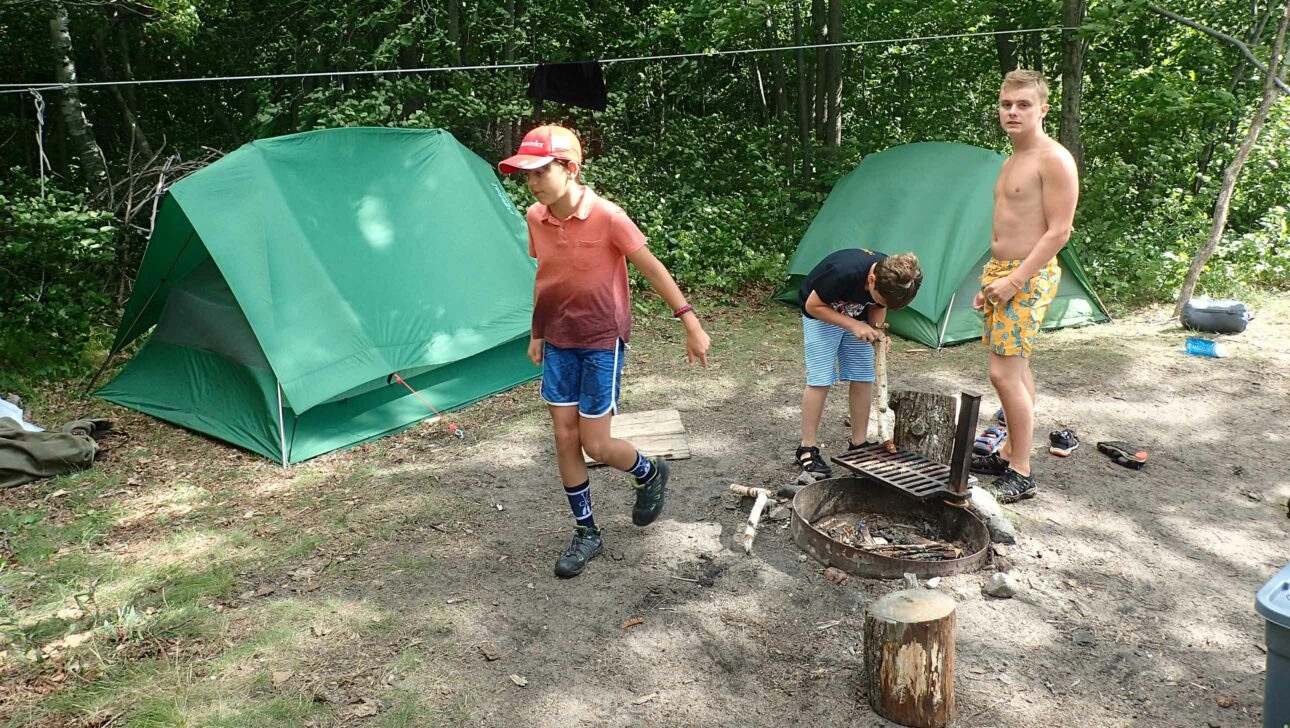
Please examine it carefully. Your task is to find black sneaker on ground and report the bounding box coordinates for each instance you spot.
[846,439,877,452]
[970,452,1011,475]
[554,525,604,578]
[795,445,832,479]
[990,467,1037,503]
[631,456,669,526]
[1049,428,1080,457]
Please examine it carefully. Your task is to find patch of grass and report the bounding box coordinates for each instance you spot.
[379,687,427,727]
[150,564,236,609]
[388,646,427,673]
[200,696,332,727]
[281,533,326,560]
[343,465,381,487]
[42,658,172,719]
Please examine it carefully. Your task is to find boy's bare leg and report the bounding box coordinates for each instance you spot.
[800,385,830,446]
[549,405,590,486]
[578,413,639,471]
[848,381,873,444]
[990,354,1035,476]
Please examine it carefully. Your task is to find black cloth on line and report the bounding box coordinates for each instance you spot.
[527,62,608,111]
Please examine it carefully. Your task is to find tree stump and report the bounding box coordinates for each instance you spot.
[891,390,958,465]
[863,589,957,728]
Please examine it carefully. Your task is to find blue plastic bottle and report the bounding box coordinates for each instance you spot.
[1185,336,1227,358]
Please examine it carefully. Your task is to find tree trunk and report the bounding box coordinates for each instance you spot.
[94,24,154,160]
[447,0,462,65]
[500,0,517,157]
[824,0,845,150]
[995,25,1018,76]
[891,390,958,465]
[1175,0,1289,316]
[116,23,140,119]
[864,589,957,728]
[767,9,789,124]
[1024,31,1044,74]
[50,1,110,201]
[811,0,828,139]
[794,4,813,183]
[399,2,425,117]
[1059,0,1088,174]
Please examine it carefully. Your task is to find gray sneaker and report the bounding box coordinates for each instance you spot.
[554,526,603,578]
[631,456,669,526]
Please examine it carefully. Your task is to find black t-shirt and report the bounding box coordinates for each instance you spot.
[798,248,887,320]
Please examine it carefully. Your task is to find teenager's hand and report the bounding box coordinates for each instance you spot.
[972,291,986,311]
[849,321,880,342]
[528,337,544,366]
[983,276,1021,305]
[685,326,711,367]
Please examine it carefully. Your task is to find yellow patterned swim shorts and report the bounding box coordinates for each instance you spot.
[981,257,1061,358]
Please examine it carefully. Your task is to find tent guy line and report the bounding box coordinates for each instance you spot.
[0,26,1070,95]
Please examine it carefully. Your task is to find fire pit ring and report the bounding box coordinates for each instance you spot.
[790,476,990,579]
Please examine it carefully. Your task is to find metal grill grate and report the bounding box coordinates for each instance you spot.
[832,443,958,500]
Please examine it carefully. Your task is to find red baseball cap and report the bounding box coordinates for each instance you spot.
[498,125,583,174]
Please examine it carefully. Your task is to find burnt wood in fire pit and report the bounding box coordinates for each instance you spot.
[790,476,991,578]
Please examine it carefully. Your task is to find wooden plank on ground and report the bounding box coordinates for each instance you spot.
[584,408,690,464]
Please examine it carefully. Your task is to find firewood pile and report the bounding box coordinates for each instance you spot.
[814,513,965,561]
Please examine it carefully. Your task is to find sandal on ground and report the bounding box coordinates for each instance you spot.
[973,426,1007,456]
[796,445,832,479]
[1097,440,1147,469]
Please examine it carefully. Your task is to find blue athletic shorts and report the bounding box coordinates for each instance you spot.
[802,315,875,386]
[540,340,625,418]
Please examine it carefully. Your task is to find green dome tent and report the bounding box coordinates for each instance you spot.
[96,127,539,464]
[774,142,1109,347]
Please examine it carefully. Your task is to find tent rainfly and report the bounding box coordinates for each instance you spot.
[96,127,540,464]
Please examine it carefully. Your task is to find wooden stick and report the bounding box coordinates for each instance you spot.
[873,332,896,453]
[739,490,771,555]
[729,483,775,499]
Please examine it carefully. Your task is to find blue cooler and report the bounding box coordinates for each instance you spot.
[1258,563,1290,728]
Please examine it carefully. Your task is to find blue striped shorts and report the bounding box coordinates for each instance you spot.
[801,315,875,387]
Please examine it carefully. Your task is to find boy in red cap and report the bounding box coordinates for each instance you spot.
[499,125,711,578]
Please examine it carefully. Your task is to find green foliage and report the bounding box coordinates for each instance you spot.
[0,0,1288,372]
[0,172,116,381]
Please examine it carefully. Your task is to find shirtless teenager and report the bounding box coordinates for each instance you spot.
[970,69,1079,503]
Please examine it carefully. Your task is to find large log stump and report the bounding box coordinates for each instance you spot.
[891,390,958,465]
[863,589,957,727]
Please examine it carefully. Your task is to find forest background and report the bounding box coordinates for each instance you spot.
[1,0,1287,390]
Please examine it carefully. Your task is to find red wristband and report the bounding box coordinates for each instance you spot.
[672,304,694,319]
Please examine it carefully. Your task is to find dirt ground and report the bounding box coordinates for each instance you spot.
[4,295,1288,727]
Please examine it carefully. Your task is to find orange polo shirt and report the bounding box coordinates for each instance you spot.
[527,187,647,350]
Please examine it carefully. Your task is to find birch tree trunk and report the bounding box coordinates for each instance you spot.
[50,2,110,201]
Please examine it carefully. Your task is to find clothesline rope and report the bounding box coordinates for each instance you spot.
[0,26,1070,96]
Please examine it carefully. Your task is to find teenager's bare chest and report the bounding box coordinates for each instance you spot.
[994,154,1044,207]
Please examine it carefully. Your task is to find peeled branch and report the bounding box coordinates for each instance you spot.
[729,484,775,554]
[873,330,896,453]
